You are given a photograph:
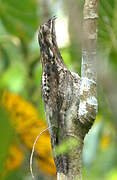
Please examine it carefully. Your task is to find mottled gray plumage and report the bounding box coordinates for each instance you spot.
[38,17,84,174]
[38,1,98,178]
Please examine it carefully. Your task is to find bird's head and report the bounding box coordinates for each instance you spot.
[38,16,57,48]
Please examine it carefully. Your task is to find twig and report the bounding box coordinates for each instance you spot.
[30,125,54,179]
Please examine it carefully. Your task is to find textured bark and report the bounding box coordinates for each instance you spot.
[38,0,98,179]
[78,0,98,127]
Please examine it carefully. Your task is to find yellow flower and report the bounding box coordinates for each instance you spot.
[37,156,56,176]
[2,90,56,176]
[2,143,24,177]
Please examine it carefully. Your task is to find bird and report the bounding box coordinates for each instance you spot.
[38,16,82,174]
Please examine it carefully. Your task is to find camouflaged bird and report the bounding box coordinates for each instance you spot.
[38,17,84,175]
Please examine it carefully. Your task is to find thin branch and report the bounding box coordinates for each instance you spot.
[30,126,54,179]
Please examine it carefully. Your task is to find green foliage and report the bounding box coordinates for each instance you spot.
[54,138,78,156]
[0,107,14,175]
[0,0,38,42]
[1,64,26,92]
[98,0,117,68]
[2,169,23,180]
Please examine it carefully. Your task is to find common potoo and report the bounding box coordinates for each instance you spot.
[38,16,82,174]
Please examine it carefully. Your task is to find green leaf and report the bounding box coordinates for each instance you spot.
[2,169,23,180]
[0,0,38,42]
[0,45,10,71]
[0,107,14,175]
[0,64,26,93]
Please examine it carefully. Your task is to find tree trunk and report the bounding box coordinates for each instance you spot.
[38,0,98,179]
[78,0,98,124]
[39,0,51,23]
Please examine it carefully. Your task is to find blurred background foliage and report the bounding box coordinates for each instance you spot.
[0,0,117,179]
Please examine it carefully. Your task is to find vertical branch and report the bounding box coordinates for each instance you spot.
[65,0,82,71]
[40,0,51,23]
[78,0,98,127]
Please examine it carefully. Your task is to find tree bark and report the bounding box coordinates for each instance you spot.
[78,0,98,125]
[38,0,98,180]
